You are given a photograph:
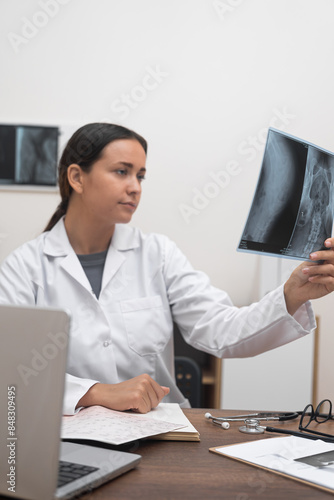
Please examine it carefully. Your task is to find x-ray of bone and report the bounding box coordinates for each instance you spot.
[286,147,334,257]
[238,128,334,260]
[0,124,58,186]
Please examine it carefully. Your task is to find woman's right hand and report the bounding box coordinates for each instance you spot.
[76,374,170,414]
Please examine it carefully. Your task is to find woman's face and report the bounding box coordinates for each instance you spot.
[79,139,146,227]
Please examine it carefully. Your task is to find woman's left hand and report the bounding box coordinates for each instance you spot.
[284,237,334,315]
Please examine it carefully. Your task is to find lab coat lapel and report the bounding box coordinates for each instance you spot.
[61,253,92,291]
[101,224,140,291]
[101,246,126,290]
[44,219,140,293]
[44,217,92,292]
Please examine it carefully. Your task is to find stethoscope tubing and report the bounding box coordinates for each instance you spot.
[205,412,299,423]
[205,411,334,440]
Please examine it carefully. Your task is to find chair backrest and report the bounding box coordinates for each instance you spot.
[174,356,202,407]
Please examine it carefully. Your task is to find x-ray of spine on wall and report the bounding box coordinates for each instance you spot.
[238,128,334,260]
[0,124,59,186]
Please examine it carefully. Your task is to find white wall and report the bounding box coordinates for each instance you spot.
[1,0,334,407]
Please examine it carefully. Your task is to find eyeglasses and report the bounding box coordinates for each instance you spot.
[299,399,334,440]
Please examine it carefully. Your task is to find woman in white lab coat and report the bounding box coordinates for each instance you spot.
[0,123,333,415]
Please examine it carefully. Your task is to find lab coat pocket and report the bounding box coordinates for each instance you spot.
[120,295,171,356]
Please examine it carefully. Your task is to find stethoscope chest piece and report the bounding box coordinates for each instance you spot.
[239,418,264,435]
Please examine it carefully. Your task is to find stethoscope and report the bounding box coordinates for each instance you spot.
[205,411,299,434]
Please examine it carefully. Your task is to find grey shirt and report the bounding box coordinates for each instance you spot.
[77,250,108,299]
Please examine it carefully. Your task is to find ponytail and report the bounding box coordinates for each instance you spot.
[43,199,69,232]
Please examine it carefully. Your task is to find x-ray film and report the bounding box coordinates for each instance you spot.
[0,124,59,186]
[295,450,334,468]
[238,128,334,260]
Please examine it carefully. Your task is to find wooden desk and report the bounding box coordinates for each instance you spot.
[81,409,334,499]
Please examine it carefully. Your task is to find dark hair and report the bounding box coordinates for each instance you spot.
[44,123,147,231]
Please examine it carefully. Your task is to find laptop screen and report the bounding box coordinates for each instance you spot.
[0,305,141,500]
[238,127,334,260]
[0,305,70,500]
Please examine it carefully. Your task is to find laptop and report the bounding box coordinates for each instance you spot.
[0,304,141,500]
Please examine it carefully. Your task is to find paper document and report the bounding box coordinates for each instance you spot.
[61,405,183,445]
[61,403,198,445]
[211,436,334,493]
[134,403,200,441]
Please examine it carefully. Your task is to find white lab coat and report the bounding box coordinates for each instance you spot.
[0,218,315,414]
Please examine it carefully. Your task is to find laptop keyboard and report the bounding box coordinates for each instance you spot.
[57,460,99,488]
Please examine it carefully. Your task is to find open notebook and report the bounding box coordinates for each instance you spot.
[61,403,200,444]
